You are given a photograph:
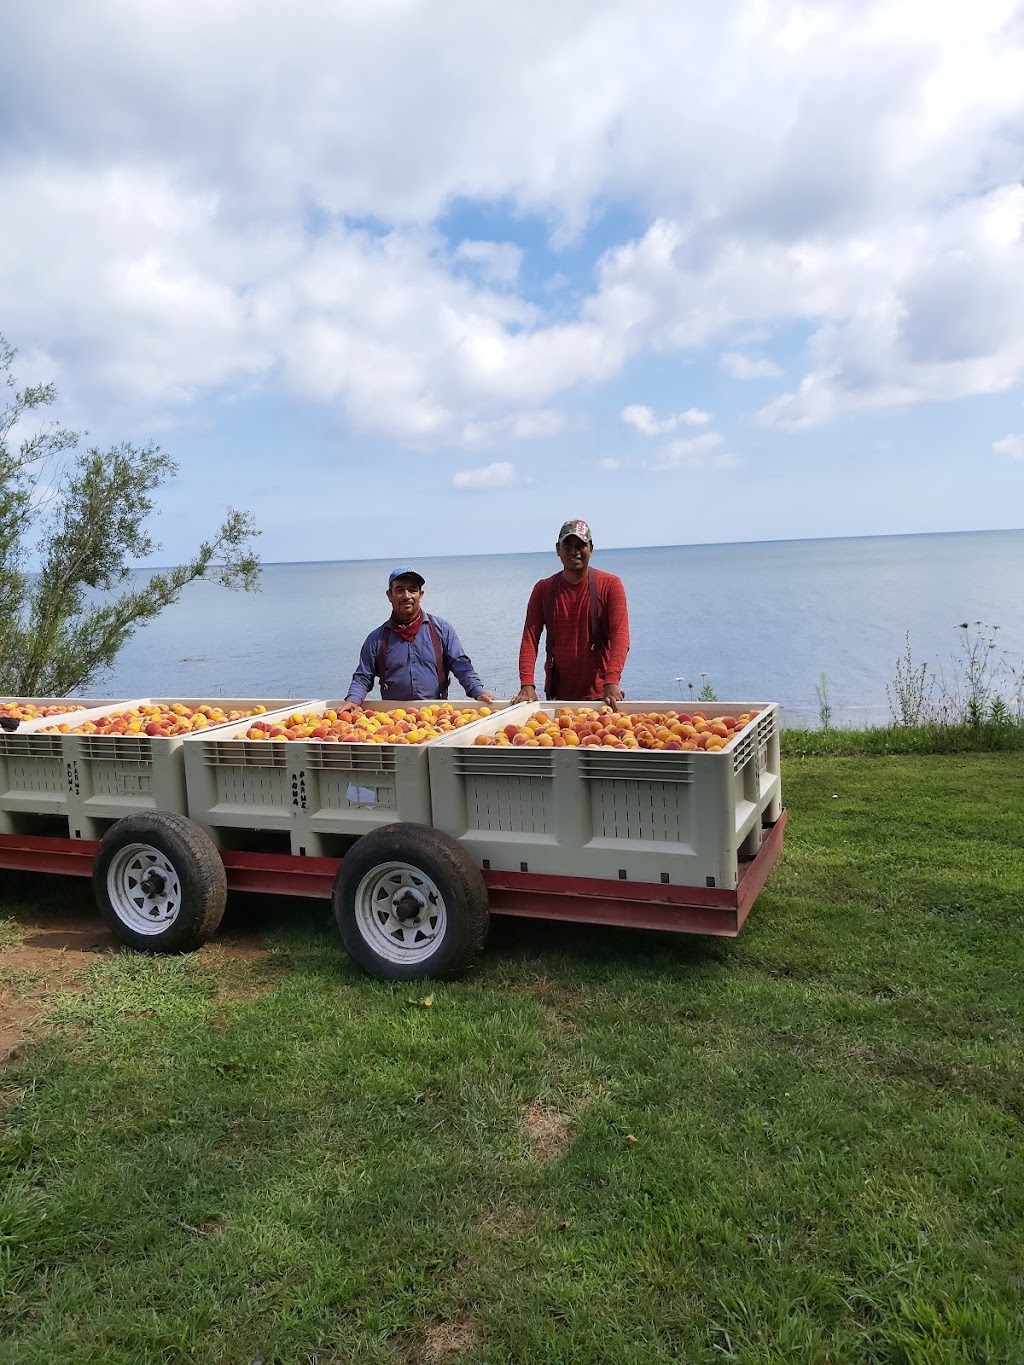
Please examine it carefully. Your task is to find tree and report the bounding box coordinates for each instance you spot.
[0,335,260,697]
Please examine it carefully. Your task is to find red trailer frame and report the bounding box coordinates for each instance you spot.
[0,809,786,938]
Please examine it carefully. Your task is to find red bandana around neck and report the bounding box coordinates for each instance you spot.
[389,610,424,643]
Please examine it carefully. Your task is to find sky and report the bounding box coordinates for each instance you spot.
[2,0,1024,565]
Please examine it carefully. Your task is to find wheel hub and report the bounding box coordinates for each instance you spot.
[139,869,167,897]
[391,887,428,924]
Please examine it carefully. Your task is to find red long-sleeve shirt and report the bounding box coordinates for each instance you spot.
[518,568,630,700]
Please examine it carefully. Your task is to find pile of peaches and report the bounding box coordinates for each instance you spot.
[236,703,493,744]
[472,707,759,751]
[38,702,269,738]
[0,701,86,721]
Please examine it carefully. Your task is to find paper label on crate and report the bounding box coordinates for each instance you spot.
[346,784,377,805]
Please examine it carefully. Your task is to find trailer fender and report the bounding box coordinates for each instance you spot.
[92,812,227,953]
[333,823,488,982]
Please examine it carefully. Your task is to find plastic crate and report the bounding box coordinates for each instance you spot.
[427,701,782,889]
[0,699,308,839]
[0,696,130,725]
[182,700,504,856]
[0,699,130,833]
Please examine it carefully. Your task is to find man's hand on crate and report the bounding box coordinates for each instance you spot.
[602,683,624,710]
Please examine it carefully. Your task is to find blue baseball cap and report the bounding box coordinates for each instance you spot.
[388,566,425,587]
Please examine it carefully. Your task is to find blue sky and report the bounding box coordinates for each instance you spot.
[2,0,1023,565]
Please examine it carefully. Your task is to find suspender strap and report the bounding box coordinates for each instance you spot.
[589,571,601,649]
[376,616,449,697]
[425,615,449,695]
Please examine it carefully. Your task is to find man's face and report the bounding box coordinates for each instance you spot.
[387,577,424,623]
[556,535,592,573]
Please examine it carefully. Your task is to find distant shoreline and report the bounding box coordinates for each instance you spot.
[134,524,1024,573]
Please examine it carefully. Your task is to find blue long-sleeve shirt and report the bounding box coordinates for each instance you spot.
[344,614,486,703]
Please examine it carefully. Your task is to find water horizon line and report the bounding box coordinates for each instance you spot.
[135,523,1024,573]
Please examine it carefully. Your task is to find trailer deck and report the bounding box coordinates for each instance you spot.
[0,808,786,938]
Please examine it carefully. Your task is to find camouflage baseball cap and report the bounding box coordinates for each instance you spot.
[557,518,593,545]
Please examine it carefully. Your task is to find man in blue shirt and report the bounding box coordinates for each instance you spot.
[344,567,497,705]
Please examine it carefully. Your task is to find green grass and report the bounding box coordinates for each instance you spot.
[0,917,22,950]
[782,720,1024,757]
[2,752,1023,1362]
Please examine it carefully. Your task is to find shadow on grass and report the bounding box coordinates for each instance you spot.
[481,912,736,978]
[2,869,743,993]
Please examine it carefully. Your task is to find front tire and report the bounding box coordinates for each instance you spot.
[93,812,227,953]
[333,823,489,981]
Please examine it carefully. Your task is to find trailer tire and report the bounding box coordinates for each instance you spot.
[93,812,227,953]
[333,823,489,981]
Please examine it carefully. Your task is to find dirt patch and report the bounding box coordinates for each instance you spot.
[478,1202,533,1243]
[0,996,37,1066]
[0,915,108,1063]
[192,940,277,1000]
[522,1098,573,1161]
[542,1001,577,1036]
[0,911,273,1060]
[408,1318,479,1363]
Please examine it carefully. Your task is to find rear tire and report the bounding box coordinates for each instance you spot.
[333,823,489,981]
[92,812,227,953]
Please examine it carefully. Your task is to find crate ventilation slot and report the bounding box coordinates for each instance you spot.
[579,753,693,782]
[308,746,398,773]
[204,742,286,768]
[81,737,151,762]
[0,735,63,758]
[453,751,555,778]
[731,730,757,773]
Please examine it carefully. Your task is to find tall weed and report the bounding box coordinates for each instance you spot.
[886,633,934,726]
[936,622,1021,728]
[814,671,833,730]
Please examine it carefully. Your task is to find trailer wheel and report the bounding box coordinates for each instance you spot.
[93,812,227,953]
[333,823,489,981]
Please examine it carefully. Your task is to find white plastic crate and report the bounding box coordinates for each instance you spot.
[0,696,130,725]
[182,700,505,856]
[427,701,782,889]
[0,698,129,832]
[0,698,308,839]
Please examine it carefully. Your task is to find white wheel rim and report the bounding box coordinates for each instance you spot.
[106,842,183,935]
[353,859,448,965]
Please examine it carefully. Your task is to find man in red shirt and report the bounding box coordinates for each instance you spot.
[512,519,630,705]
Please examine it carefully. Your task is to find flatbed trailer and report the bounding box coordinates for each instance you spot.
[0,809,786,936]
[0,696,787,979]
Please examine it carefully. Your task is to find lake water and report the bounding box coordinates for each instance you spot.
[99,528,1024,726]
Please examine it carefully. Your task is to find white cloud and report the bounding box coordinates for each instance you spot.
[453,460,516,489]
[993,433,1024,459]
[621,404,711,435]
[621,404,672,435]
[752,184,1024,427]
[461,409,566,445]
[720,351,783,379]
[1,0,1024,450]
[453,240,523,285]
[647,431,724,469]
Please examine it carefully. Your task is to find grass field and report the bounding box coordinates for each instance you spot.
[1,751,1023,1363]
